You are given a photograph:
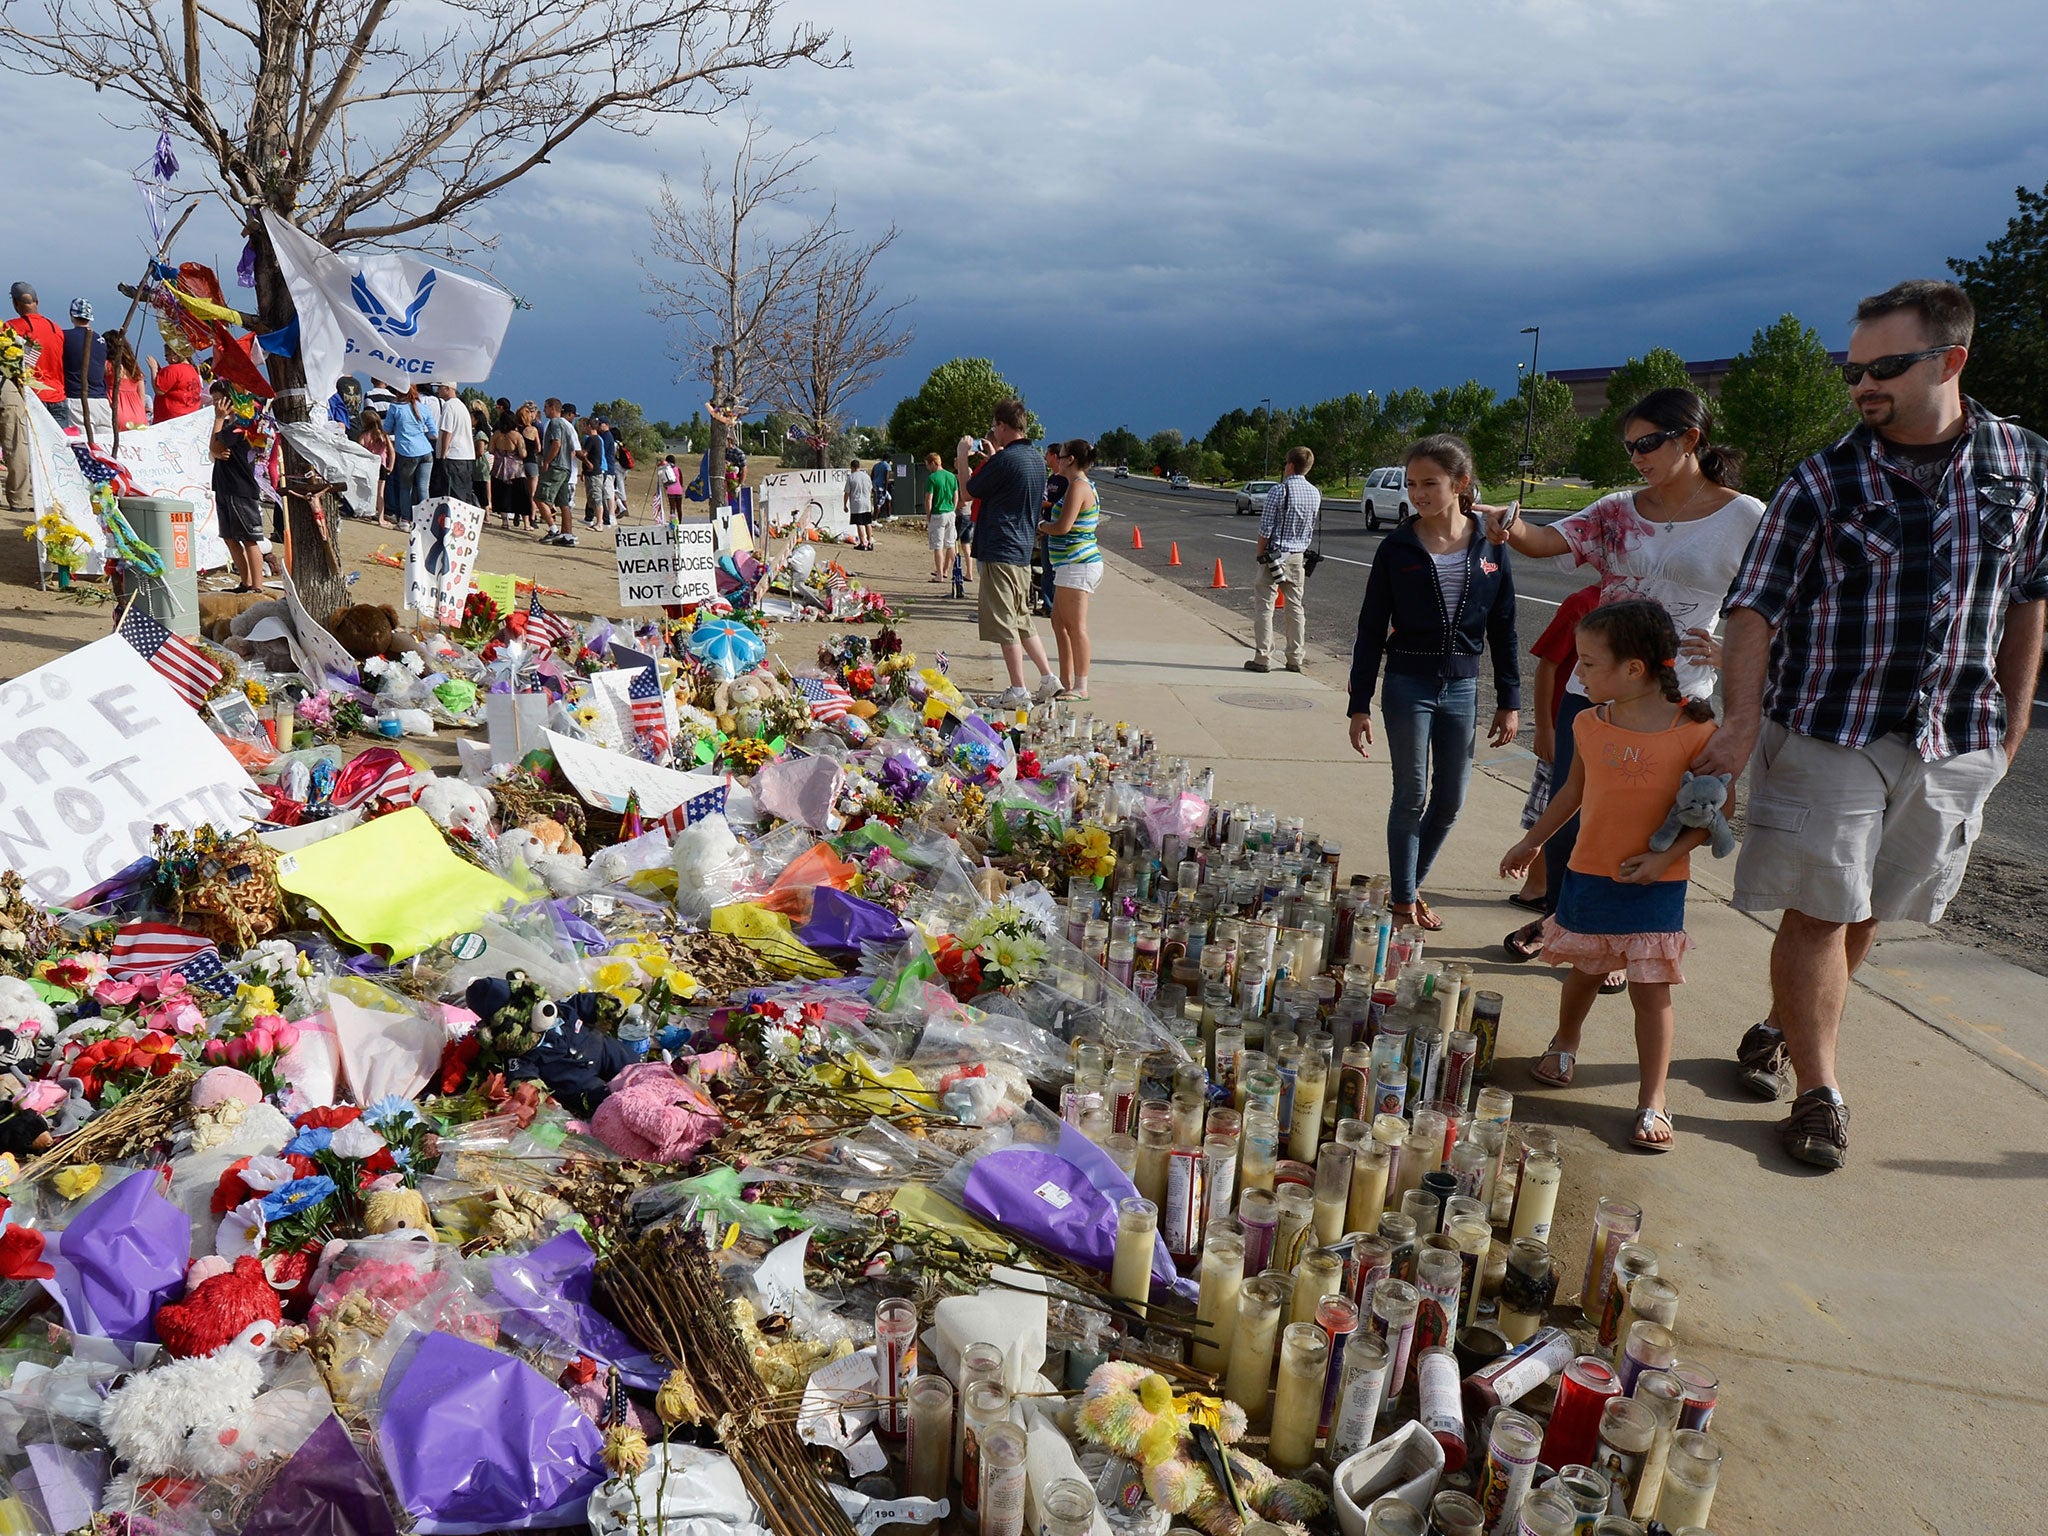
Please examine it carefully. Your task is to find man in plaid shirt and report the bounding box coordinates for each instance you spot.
[1701,279,2048,1170]
[1246,445,1320,672]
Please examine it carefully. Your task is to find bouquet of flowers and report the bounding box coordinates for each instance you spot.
[25,509,90,572]
[956,901,1050,991]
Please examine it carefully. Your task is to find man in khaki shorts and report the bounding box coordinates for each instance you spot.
[1697,279,2047,1169]
[957,398,1060,708]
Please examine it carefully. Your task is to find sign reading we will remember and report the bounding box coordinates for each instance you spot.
[615,523,716,607]
[0,635,262,904]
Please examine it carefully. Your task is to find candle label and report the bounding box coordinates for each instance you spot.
[1163,1150,1204,1259]
[1595,1443,1646,1513]
[1340,1062,1372,1121]
[1033,1182,1074,1210]
[1416,1350,1463,1444]
[1326,1357,1388,1462]
[1477,1437,1539,1532]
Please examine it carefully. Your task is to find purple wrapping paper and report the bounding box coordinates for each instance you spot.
[378,1330,605,1533]
[488,1229,664,1390]
[242,1415,397,1536]
[795,887,904,952]
[54,1169,190,1341]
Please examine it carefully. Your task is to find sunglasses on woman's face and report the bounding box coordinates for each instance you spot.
[1623,428,1686,457]
[1838,346,1953,386]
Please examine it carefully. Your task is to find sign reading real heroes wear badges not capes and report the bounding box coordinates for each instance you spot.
[0,636,262,904]
[615,523,715,607]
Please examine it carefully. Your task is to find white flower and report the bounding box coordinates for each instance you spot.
[237,1155,297,1192]
[216,1199,267,1260]
[328,1119,388,1159]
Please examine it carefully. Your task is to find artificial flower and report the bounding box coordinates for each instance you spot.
[260,1176,336,1222]
[328,1119,388,1160]
[237,1155,297,1193]
[216,1198,267,1260]
[51,1164,102,1201]
[283,1127,334,1157]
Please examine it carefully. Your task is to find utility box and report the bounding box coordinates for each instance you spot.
[118,496,201,637]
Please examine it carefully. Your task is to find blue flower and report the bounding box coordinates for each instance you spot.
[363,1094,421,1128]
[260,1176,337,1222]
[283,1127,333,1157]
[390,1147,412,1169]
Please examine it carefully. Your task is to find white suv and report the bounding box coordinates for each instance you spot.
[1360,466,1410,531]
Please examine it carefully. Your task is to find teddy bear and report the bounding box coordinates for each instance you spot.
[214,598,298,672]
[1649,769,1736,859]
[328,603,428,665]
[418,777,497,845]
[1071,1361,1326,1536]
[711,668,788,736]
[98,1346,279,1480]
[154,1255,285,1359]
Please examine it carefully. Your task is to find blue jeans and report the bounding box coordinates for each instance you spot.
[391,453,432,524]
[1382,671,1479,904]
[1541,691,1595,913]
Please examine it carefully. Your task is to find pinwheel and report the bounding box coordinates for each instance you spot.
[685,617,767,679]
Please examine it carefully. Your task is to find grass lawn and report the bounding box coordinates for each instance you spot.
[1480,480,1610,512]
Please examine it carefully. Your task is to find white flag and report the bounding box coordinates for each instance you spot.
[263,211,514,394]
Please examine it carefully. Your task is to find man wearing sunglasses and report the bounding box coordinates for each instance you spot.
[1701,278,2047,1171]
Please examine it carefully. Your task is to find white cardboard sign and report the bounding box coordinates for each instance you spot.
[278,566,362,686]
[115,410,231,573]
[759,469,850,539]
[405,496,484,626]
[0,635,262,904]
[614,523,717,606]
[543,730,725,819]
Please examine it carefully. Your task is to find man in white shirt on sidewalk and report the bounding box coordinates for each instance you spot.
[1247,446,1321,673]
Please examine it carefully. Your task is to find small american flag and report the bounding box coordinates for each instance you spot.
[658,784,728,834]
[824,564,849,597]
[934,650,950,675]
[628,666,669,756]
[119,607,221,710]
[523,590,575,647]
[107,922,238,994]
[793,674,853,722]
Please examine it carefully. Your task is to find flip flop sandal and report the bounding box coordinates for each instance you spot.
[1599,972,1629,995]
[1507,893,1548,912]
[1631,1105,1675,1152]
[1531,1042,1576,1087]
[1411,899,1445,932]
[1502,921,1545,962]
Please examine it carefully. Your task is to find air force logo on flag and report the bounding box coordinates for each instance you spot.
[351,269,436,338]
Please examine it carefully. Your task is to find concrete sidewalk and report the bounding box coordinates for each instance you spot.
[846,522,2048,1533]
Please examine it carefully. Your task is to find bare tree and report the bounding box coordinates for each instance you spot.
[640,113,836,501]
[776,228,913,469]
[0,0,841,616]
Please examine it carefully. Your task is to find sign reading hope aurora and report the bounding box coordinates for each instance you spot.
[0,636,261,903]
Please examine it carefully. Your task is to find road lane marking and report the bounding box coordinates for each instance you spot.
[1207,533,1564,603]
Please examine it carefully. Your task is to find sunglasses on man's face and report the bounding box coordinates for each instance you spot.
[1839,346,1954,386]
[1623,428,1686,458]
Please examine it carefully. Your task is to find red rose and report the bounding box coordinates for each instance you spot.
[436,1034,482,1095]
[211,1157,255,1216]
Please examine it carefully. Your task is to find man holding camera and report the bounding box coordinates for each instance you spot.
[1247,445,1320,673]
[957,397,1060,707]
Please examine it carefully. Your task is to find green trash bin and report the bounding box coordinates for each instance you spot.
[117,496,201,637]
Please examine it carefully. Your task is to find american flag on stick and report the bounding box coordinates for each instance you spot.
[118,607,221,710]
[628,666,670,756]
[793,674,853,723]
[657,783,729,834]
[523,590,575,647]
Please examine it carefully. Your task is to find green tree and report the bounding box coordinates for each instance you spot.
[1949,182,2048,431]
[1471,374,1579,482]
[886,357,1036,460]
[1573,348,1693,486]
[1144,428,1188,476]
[591,398,666,461]
[1417,380,1497,439]
[1717,314,1855,495]
[1098,426,1144,466]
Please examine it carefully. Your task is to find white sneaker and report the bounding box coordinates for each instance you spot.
[1033,675,1062,703]
[994,686,1031,709]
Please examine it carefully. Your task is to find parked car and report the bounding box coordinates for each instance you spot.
[1233,479,1279,515]
[1113,464,1130,479]
[1169,473,1191,490]
[1360,465,1411,530]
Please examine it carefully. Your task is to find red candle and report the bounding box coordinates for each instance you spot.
[1538,1355,1621,1468]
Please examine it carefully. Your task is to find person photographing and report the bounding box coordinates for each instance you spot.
[1246,446,1320,673]
[956,399,1060,707]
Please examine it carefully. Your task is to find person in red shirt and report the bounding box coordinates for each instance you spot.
[7,282,68,419]
[1512,582,1604,906]
[148,334,206,422]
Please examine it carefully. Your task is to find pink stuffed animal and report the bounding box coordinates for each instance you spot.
[587,1062,721,1163]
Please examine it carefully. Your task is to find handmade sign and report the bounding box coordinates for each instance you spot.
[759,469,850,539]
[274,807,520,959]
[118,410,231,572]
[473,570,520,620]
[405,496,483,626]
[543,730,726,820]
[615,523,716,606]
[279,566,362,686]
[0,634,260,903]
[23,396,105,561]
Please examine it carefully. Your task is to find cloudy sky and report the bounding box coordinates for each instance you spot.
[5,0,2044,442]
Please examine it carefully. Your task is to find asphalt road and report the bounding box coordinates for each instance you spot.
[1091,474,2048,870]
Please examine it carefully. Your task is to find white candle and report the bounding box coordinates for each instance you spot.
[1193,1226,1246,1374]
[1110,1198,1158,1305]
[1348,1141,1391,1230]
[1222,1276,1285,1425]
[1509,1150,1561,1244]
[906,1375,954,1499]
[1267,1323,1329,1472]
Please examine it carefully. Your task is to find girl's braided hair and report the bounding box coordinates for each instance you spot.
[1578,598,1716,722]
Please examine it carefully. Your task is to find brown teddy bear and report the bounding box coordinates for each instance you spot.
[328,603,427,664]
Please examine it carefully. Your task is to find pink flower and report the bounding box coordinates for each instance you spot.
[272,1023,300,1053]
[154,998,205,1036]
[247,1025,276,1056]
[93,979,141,1007]
[225,1036,257,1068]
[202,1039,229,1064]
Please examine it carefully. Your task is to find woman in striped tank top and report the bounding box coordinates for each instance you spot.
[1038,437,1104,700]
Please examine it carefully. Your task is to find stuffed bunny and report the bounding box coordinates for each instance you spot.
[1650,770,1736,858]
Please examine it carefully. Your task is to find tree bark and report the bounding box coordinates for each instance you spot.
[705,346,730,509]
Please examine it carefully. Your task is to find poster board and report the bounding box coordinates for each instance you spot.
[0,634,261,904]
[116,410,232,572]
[279,566,362,686]
[758,469,850,539]
[615,524,717,607]
[405,496,484,627]
[543,730,726,819]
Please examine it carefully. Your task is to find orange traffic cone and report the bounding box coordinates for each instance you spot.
[1168,542,1181,566]
[1275,585,1286,608]
[1132,525,1144,550]
[1211,558,1228,589]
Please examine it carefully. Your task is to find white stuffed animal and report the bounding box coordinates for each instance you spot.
[418,776,498,845]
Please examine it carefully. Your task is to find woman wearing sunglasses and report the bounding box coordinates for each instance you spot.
[1481,387,1765,966]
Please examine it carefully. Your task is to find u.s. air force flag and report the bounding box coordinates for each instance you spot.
[262,211,514,391]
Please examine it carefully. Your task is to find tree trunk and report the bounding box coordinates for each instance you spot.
[250,214,349,623]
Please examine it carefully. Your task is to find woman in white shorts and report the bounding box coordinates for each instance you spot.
[1039,438,1103,699]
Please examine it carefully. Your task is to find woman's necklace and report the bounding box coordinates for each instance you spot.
[1642,478,1712,534]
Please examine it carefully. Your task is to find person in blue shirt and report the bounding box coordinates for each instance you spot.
[382,383,436,524]
[582,414,614,527]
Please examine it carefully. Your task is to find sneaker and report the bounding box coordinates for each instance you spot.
[1284,661,1305,673]
[1244,658,1271,673]
[1735,1022,1791,1101]
[557,534,577,548]
[1778,1088,1849,1170]
[993,686,1031,709]
[1033,675,1062,703]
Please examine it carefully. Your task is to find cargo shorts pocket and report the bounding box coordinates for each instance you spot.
[1748,797,1879,868]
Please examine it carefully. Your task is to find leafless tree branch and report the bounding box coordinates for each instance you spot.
[775,224,914,464]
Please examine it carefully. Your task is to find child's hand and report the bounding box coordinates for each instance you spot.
[1501,840,1537,880]
[1616,849,1677,884]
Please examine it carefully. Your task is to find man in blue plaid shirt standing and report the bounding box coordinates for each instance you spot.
[1246,446,1320,673]
[1700,279,2048,1170]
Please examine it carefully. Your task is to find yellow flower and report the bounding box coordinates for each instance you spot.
[53,1164,103,1201]
[594,959,638,991]
[234,983,279,1021]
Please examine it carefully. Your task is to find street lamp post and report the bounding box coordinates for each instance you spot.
[1518,326,1541,508]
[1260,396,1273,478]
